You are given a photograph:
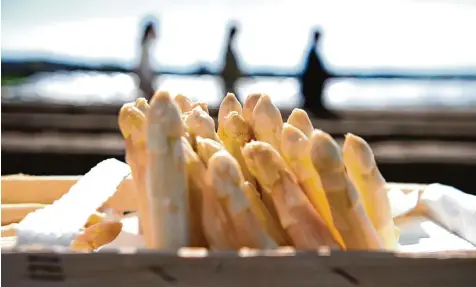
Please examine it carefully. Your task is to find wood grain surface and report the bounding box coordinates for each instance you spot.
[2,249,476,287]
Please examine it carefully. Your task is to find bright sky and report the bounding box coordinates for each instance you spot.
[2,0,476,74]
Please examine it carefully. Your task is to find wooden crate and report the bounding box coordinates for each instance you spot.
[2,248,476,287]
[2,176,476,287]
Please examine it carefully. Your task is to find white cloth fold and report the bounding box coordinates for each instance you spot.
[389,183,476,251]
[16,159,131,250]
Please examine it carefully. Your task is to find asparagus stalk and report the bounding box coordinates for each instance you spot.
[249,94,284,218]
[181,138,209,247]
[286,108,313,138]
[309,130,383,250]
[207,151,277,249]
[184,106,221,142]
[146,91,189,250]
[174,93,193,113]
[242,181,290,246]
[218,93,243,141]
[220,111,256,186]
[281,123,345,248]
[251,94,283,152]
[118,103,153,247]
[135,97,150,114]
[180,138,236,249]
[242,141,338,249]
[343,133,398,250]
[191,101,209,114]
[243,93,262,126]
[196,136,225,166]
[71,221,123,252]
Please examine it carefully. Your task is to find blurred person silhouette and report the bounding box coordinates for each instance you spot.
[136,17,158,100]
[300,30,336,119]
[221,22,242,97]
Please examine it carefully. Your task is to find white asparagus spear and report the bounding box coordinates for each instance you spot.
[118,103,152,246]
[218,93,243,141]
[221,111,256,185]
[243,93,262,126]
[181,139,237,249]
[251,94,283,152]
[135,97,150,114]
[343,133,398,250]
[195,136,225,166]
[146,91,189,250]
[207,151,278,249]
[280,123,345,247]
[174,94,193,113]
[181,138,209,247]
[287,108,313,138]
[242,141,338,249]
[309,130,383,250]
[184,106,221,142]
[191,102,209,114]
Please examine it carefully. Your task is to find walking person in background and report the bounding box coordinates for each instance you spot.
[300,30,336,119]
[136,17,158,101]
[221,22,242,97]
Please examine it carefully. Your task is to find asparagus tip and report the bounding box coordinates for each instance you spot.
[281,123,310,159]
[287,108,313,136]
[242,141,285,188]
[342,133,376,174]
[148,91,183,138]
[207,150,243,198]
[243,93,262,123]
[309,130,343,172]
[219,93,243,124]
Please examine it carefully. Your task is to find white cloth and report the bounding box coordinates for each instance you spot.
[16,159,131,250]
[389,183,476,251]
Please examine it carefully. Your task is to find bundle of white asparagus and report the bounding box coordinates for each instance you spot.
[117,91,399,251]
